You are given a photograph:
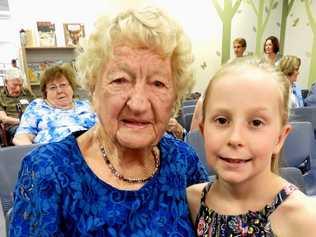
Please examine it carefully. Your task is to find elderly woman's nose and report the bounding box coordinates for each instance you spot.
[126,84,150,111]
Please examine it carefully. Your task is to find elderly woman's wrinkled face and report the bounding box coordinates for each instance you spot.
[93,46,176,149]
[46,76,74,109]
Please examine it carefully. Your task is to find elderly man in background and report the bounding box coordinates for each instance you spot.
[0,68,34,145]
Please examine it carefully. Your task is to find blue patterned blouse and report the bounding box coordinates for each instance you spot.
[10,132,209,236]
[15,99,96,144]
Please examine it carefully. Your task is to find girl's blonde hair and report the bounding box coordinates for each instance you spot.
[76,6,194,115]
[201,58,290,173]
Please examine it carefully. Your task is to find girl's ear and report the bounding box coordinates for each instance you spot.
[273,123,292,154]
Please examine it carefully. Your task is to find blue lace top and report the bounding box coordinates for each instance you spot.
[195,182,297,237]
[10,132,209,236]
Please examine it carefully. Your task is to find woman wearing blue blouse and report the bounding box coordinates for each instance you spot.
[12,64,96,145]
[10,6,208,236]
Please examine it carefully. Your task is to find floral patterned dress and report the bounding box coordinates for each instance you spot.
[15,98,96,144]
[195,182,297,237]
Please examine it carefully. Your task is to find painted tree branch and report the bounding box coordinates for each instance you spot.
[288,0,295,12]
[212,0,242,63]
[212,0,224,21]
[304,0,316,87]
[305,0,316,31]
[232,0,242,15]
[248,0,258,15]
[262,0,274,33]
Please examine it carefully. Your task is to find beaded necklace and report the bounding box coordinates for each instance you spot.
[99,145,160,184]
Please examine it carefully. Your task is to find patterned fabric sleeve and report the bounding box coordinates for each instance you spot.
[15,100,40,136]
[9,152,63,236]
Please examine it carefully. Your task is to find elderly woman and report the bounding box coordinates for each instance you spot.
[10,7,208,236]
[12,64,96,144]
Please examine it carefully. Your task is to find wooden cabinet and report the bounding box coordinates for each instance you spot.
[21,47,76,96]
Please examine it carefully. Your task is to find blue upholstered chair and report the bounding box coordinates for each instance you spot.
[0,144,39,235]
[280,167,306,193]
[185,130,214,176]
[182,99,198,107]
[281,121,313,173]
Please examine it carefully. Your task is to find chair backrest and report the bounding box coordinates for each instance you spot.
[182,113,193,132]
[181,105,196,115]
[182,99,197,107]
[281,121,313,172]
[290,107,316,138]
[185,130,214,175]
[0,144,39,196]
[279,167,306,193]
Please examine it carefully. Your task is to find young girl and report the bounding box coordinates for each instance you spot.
[187,60,316,236]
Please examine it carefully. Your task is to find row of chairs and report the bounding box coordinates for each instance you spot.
[185,121,316,196]
[177,99,198,132]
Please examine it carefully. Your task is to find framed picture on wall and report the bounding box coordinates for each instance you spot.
[63,23,85,47]
[37,21,57,47]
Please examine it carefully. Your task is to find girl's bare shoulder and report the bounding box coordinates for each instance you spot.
[186,182,208,221]
[272,190,316,236]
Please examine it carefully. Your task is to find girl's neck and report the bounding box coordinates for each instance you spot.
[207,171,286,215]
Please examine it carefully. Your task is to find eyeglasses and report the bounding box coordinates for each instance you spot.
[46,82,70,92]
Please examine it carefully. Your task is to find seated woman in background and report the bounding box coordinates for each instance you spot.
[13,64,96,145]
[262,35,281,66]
[279,55,304,108]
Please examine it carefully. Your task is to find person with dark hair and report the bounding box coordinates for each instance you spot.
[262,35,281,66]
[11,59,18,68]
[12,64,96,145]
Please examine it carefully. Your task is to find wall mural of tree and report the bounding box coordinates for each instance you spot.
[247,0,278,55]
[279,0,296,55]
[304,0,316,87]
[212,0,242,64]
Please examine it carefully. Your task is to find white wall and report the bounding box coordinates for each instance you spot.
[0,0,315,92]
